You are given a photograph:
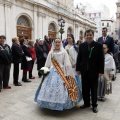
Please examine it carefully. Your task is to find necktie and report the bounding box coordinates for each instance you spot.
[102,37,105,43]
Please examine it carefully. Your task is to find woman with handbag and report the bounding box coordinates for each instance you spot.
[98,44,115,101]
[20,38,32,82]
[35,39,48,78]
[35,38,82,111]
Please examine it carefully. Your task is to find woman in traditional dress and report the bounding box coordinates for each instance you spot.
[65,35,74,63]
[65,35,81,88]
[35,38,82,111]
[98,44,115,101]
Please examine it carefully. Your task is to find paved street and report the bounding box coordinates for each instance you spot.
[0,64,120,120]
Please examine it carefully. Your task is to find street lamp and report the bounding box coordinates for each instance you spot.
[58,17,65,40]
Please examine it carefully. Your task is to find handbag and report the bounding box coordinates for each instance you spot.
[26,56,32,61]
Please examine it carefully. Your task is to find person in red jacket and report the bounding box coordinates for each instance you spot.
[28,40,36,79]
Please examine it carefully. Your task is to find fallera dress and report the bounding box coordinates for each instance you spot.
[35,49,82,111]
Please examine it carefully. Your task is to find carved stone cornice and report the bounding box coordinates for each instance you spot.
[0,0,12,7]
[37,12,46,18]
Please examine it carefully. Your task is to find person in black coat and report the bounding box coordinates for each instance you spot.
[98,27,114,55]
[36,39,48,77]
[44,35,51,52]
[0,35,12,92]
[11,37,23,86]
[20,38,32,82]
[76,29,104,113]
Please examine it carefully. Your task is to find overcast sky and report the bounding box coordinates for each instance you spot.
[74,0,118,18]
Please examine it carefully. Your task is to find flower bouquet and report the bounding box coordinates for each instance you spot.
[39,67,50,89]
[39,67,50,76]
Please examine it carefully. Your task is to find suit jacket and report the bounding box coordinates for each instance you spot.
[98,36,114,54]
[76,41,104,77]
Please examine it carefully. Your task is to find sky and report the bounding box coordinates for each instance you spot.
[74,0,118,18]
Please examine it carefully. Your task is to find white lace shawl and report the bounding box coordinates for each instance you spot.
[69,46,78,65]
[105,53,115,74]
[45,42,75,78]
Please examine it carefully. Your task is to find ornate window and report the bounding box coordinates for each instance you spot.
[48,23,56,31]
[17,16,30,27]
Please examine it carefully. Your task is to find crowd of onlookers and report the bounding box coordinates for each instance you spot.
[0,35,51,92]
[0,27,120,94]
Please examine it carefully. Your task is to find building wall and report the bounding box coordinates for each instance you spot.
[116,2,120,40]
[0,0,96,45]
[85,3,111,40]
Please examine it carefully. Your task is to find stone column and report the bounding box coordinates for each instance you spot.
[4,1,12,45]
[0,4,5,36]
[33,5,38,41]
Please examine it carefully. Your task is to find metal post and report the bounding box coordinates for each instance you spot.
[61,32,62,40]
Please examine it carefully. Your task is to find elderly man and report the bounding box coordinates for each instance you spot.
[0,35,12,92]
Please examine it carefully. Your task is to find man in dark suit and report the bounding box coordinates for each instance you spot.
[76,29,104,113]
[98,27,114,54]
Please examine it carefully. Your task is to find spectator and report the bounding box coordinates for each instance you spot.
[0,35,12,92]
[20,38,32,82]
[11,37,23,86]
[44,35,51,52]
[98,27,114,54]
[114,40,119,68]
[36,39,48,77]
[98,44,115,101]
[28,40,36,79]
[34,39,39,51]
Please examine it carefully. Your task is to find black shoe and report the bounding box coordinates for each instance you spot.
[14,82,22,86]
[101,97,106,102]
[23,79,31,82]
[98,97,102,101]
[92,107,98,113]
[80,104,90,109]
[112,76,116,81]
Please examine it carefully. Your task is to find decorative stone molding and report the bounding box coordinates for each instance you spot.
[0,0,12,7]
[37,12,46,18]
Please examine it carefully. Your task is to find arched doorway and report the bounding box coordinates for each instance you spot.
[67,27,72,36]
[48,23,56,41]
[17,15,31,39]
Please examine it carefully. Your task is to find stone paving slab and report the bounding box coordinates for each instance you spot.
[0,64,120,120]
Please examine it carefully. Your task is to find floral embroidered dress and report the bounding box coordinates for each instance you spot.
[35,43,82,111]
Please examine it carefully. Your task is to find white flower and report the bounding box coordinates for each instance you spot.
[40,67,50,75]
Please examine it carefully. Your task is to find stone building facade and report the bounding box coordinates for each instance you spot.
[116,0,120,40]
[0,0,96,45]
